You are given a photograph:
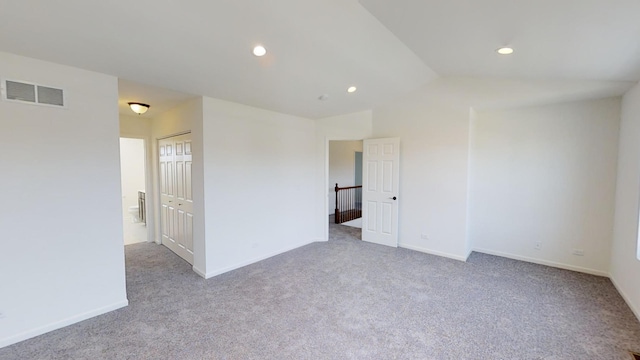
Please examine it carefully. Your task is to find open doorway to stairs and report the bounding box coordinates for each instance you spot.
[119,137,148,245]
[328,140,364,240]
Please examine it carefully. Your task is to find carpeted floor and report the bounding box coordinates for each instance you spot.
[1,221,640,359]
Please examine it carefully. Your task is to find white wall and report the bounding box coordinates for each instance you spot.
[372,88,472,261]
[0,52,127,347]
[329,140,363,215]
[469,98,621,275]
[120,114,151,138]
[611,82,640,320]
[368,78,631,263]
[201,97,317,277]
[314,111,373,241]
[151,98,206,275]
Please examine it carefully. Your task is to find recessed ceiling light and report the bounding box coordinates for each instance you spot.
[496,47,514,55]
[347,86,357,93]
[253,45,267,57]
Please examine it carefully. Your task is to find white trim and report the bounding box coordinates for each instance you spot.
[314,237,327,243]
[203,240,317,279]
[464,248,473,261]
[192,266,207,279]
[473,248,609,277]
[157,130,191,141]
[465,108,476,260]
[0,300,128,349]
[399,242,469,262]
[609,276,640,322]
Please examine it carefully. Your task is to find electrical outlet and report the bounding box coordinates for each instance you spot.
[573,249,585,256]
[420,233,429,240]
[534,242,542,250]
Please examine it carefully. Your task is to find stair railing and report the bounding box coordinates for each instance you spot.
[334,183,363,224]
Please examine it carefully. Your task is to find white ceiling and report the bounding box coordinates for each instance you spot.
[359,0,640,81]
[0,0,434,119]
[1,1,638,119]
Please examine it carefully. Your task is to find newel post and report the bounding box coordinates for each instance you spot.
[335,183,340,224]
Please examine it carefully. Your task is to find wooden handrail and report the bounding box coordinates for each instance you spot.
[335,183,363,224]
[335,185,361,191]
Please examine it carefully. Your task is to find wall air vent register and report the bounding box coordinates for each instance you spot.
[1,79,65,107]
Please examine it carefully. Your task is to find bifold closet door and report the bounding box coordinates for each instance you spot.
[159,133,194,264]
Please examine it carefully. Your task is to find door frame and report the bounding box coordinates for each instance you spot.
[119,134,153,244]
[322,137,365,242]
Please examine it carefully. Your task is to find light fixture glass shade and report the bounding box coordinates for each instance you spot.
[128,102,150,115]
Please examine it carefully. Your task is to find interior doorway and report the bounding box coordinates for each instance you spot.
[120,137,148,245]
[325,138,401,247]
[329,140,364,233]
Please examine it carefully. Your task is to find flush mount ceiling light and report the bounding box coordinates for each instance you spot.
[253,45,267,57]
[347,86,357,93]
[496,47,514,55]
[128,102,150,115]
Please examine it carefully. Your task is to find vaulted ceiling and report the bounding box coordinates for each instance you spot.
[359,0,640,81]
[1,0,638,119]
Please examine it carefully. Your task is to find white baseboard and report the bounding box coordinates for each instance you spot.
[609,275,640,323]
[0,299,128,349]
[314,238,327,243]
[472,248,609,277]
[399,243,468,262]
[203,239,317,279]
[192,266,207,279]
[464,248,473,261]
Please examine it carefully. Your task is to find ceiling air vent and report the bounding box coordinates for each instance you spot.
[2,79,65,107]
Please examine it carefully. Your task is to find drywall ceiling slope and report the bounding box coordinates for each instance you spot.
[359,0,640,82]
[0,0,436,119]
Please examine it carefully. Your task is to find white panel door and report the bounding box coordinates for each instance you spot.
[362,137,400,247]
[159,133,194,264]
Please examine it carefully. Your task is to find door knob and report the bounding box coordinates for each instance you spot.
[389,196,397,200]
